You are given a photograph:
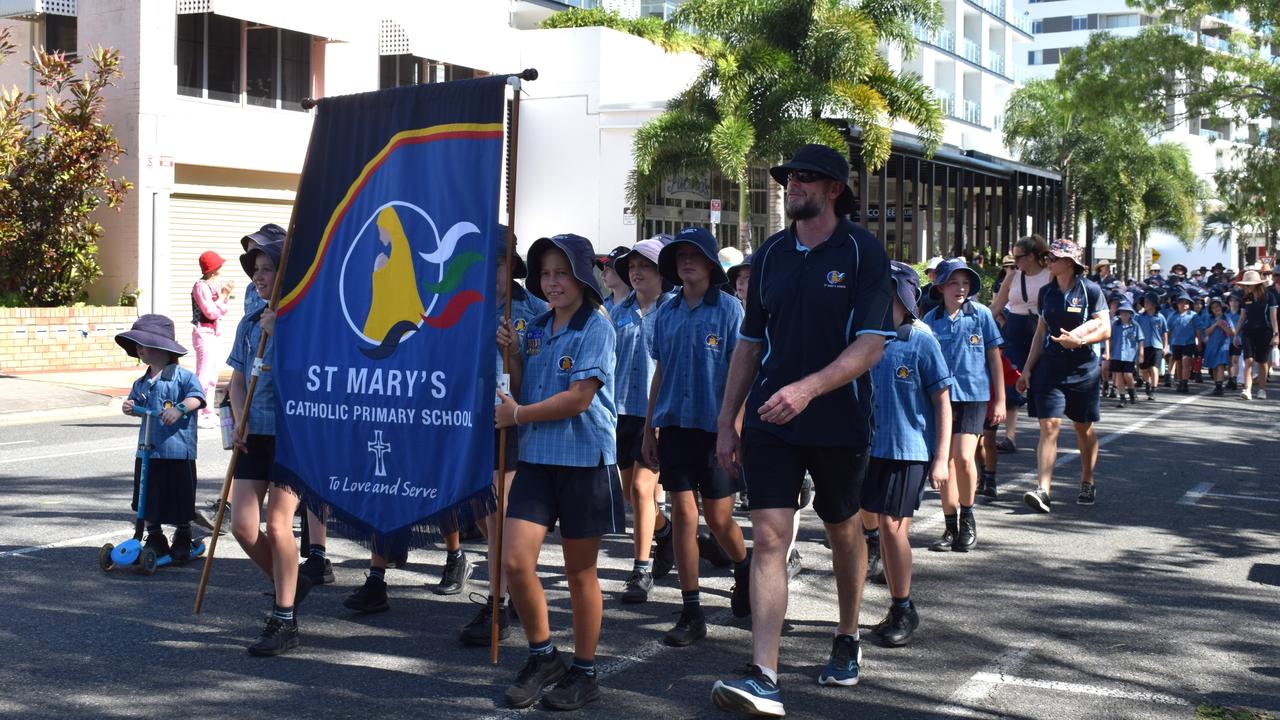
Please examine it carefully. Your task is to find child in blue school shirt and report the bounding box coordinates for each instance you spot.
[495,233,621,712]
[115,314,206,563]
[1226,294,1243,390]
[610,236,677,605]
[1202,297,1235,395]
[862,262,953,648]
[1135,295,1168,400]
[640,227,750,646]
[1167,293,1199,393]
[1108,300,1145,408]
[921,259,1004,553]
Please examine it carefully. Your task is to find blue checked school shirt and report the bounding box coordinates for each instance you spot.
[611,290,675,417]
[127,364,206,460]
[1168,311,1199,346]
[496,283,549,378]
[227,307,276,436]
[650,288,743,433]
[518,302,617,467]
[1135,311,1167,350]
[869,324,953,462]
[921,300,1003,403]
[1108,318,1144,363]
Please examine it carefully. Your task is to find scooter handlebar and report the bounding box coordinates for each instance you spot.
[131,406,159,418]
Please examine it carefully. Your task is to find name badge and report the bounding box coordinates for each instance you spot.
[1067,306,1083,313]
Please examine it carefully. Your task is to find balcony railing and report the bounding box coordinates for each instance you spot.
[963,38,982,64]
[986,51,1005,75]
[914,22,956,53]
[1199,128,1223,141]
[983,0,1006,17]
[962,99,982,125]
[1012,12,1034,34]
[936,90,955,117]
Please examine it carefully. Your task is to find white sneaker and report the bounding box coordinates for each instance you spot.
[1240,388,1252,400]
[1257,389,1267,400]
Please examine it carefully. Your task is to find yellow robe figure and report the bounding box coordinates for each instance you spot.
[363,206,426,341]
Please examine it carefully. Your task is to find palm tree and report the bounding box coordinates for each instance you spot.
[628,0,945,249]
[1206,171,1257,269]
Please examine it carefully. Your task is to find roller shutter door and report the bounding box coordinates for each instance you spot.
[167,195,293,334]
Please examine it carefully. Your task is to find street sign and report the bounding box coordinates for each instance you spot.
[1150,249,1161,263]
[710,199,721,225]
[1261,255,1275,267]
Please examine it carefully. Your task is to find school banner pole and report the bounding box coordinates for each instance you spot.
[491,68,536,664]
[194,105,317,614]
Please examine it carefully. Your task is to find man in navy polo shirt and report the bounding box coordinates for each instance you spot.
[711,144,895,717]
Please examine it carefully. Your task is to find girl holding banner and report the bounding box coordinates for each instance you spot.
[495,233,622,711]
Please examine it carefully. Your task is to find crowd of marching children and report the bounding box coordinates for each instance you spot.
[105,142,1277,717]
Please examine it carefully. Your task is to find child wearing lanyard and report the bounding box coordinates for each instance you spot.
[1203,297,1234,396]
[495,234,622,711]
[1108,299,1144,408]
[1167,292,1199,394]
[611,235,677,605]
[863,262,952,647]
[921,259,1004,552]
[1017,239,1110,512]
[1135,294,1168,401]
[641,227,749,647]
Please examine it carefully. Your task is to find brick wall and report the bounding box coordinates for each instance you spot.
[0,307,140,373]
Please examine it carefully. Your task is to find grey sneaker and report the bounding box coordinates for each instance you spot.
[620,568,653,604]
[1076,482,1096,506]
[1023,489,1051,513]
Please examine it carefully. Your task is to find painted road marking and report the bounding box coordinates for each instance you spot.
[968,673,1189,706]
[0,440,34,447]
[1202,492,1280,504]
[0,530,120,558]
[0,444,133,465]
[1178,481,1215,506]
[937,644,1037,716]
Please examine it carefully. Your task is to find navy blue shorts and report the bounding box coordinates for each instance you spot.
[615,415,648,470]
[495,428,518,473]
[232,434,275,482]
[951,401,986,436]
[1110,360,1136,374]
[658,427,735,499]
[507,462,625,540]
[1029,354,1101,424]
[1242,331,1273,363]
[741,427,868,524]
[860,458,928,519]
[1171,344,1196,360]
[1140,347,1163,370]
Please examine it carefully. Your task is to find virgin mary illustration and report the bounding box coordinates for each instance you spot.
[360,206,425,358]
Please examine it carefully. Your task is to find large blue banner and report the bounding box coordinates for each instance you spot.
[273,78,506,535]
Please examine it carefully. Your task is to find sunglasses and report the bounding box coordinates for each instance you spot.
[787,169,830,184]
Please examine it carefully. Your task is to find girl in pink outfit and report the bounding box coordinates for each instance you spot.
[191,250,234,426]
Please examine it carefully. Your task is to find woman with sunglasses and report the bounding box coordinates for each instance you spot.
[988,235,1051,467]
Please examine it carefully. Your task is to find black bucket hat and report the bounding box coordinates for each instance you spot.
[597,245,630,271]
[889,261,921,319]
[494,225,527,279]
[115,313,188,358]
[769,143,854,216]
[929,258,982,300]
[526,234,603,305]
[240,234,284,279]
[727,254,753,288]
[659,226,728,287]
[241,223,286,252]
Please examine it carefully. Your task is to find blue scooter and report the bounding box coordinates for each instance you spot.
[99,405,206,574]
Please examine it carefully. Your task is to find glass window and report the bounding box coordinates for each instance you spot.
[246,26,278,108]
[1031,19,1043,33]
[45,14,77,57]
[280,30,311,111]
[1103,13,1139,28]
[176,13,204,98]
[206,14,241,103]
[1071,15,1087,30]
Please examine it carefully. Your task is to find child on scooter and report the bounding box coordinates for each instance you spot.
[116,314,206,562]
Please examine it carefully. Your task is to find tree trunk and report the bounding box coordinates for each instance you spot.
[737,174,752,252]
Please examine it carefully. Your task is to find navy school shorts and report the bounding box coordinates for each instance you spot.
[860,458,928,519]
[615,414,649,471]
[1110,360,1137,374]
[507,462,625,540]
[1170,344,1196,361]
[1140,347,1163,370]
[1028,354,1101,424]
[232,434,275,482]
[495,427,518,473]
[657,426,736,499]
[951,401,987,436]
[740,427,868,524]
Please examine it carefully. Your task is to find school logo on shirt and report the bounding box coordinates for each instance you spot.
[968,333,982,346]
[705,333,722,350]
[162,400,174,410]
[895,365,911,380]
[513,318,527,333]
[525,327,543,356]
[825,270,847,288]
[558,355,574,372]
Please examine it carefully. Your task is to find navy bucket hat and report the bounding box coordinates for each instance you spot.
[727,254,753,288]
[241,223,286,252]
[659,227,729,287]
[929,258,982,300]
[494,225,527,280]
[1115,298,1135,315]
[526,233,603,305]
[769,144,855,216]
[115,313,189,358]
[240,234,284,279]
[889,261,921,319]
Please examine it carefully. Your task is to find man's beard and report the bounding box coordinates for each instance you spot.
[786,195,824,221]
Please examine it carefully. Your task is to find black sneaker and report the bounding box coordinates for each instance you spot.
[541,666,601,711]
[504,650,567,709]
[697,531,732,568]
[620,568,653,604]
[144,532,169,557]
[652,519,675,579]
[1212,384,1224,396]
[1128,390,1137,404]
[1227,378,1238,391]
[1077,482,1096,506]
[980,475,999,500]
[996,436,1016,453]
[1147,388,1155,400]
[865,538,885,584]
[880,602,919,647]
[928,528,956,552]
[730,562,751,618]
[1023,489,1051,513]
[170,528,193,563]
[1116,396,1127,409]
[343,574,390,613]
[299,555,335,585]
[786,547,802,581]
[953,516,976,552]
[663,606,707,647]
[460,593,509,646]
[247,616,299,656]
[433,551,472,596]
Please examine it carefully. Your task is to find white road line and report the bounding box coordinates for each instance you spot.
[0,440,34,446]
[0,443,133,465]
[0,530,121,558]
[936,644,1037,716]
[1178,482,1215,506]
[968,672,1190,706]
[1202,491,1280,504]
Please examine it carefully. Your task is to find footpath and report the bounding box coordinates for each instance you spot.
[0,368,146,427]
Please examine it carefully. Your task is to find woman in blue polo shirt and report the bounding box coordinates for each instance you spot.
[494,233,621,712]
[921,258,1004,552]
[1016,239,1110,512]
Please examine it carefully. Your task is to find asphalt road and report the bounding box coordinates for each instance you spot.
[0,386,1277,719]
